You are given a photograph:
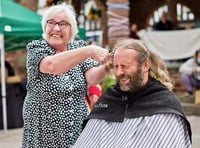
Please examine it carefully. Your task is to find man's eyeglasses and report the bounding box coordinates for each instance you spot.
[46,20,71,29]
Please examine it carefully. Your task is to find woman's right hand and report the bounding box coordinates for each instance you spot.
[89,45,109,64]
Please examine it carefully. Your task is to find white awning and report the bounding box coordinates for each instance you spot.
[138,28,200,60]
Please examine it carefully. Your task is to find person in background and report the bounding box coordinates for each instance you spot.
[0,61,15,82]
[73,39,192,147]
[5,61,15,76]
[129,23,140,39]
[153,11,173,31]
[22,4,109,148]
[179,49,200,96]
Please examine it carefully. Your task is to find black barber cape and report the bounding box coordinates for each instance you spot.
[84,77,192,142]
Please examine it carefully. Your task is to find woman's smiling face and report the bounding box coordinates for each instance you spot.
[45,10,71,51]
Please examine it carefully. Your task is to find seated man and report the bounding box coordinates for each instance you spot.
[73,39,192,148]
[179,49,200,95]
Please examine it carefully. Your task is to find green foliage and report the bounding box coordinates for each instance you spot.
[102,73,116,92]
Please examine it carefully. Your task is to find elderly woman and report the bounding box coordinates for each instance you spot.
[22,4,109,148]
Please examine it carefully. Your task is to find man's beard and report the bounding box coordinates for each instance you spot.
[117,68,144,92]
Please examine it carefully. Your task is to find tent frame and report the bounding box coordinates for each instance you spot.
[0,34,7,132]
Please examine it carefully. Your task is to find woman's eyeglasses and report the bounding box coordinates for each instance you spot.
[46,20,71,29]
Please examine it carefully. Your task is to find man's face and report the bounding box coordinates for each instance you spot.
[113,48,144,92]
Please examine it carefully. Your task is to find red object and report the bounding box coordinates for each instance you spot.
[85,85,102,111]
[88,85,101,96]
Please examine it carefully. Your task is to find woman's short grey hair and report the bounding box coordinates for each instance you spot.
[41,4,78,42]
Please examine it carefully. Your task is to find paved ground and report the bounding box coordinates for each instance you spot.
[0,127,22,148]
[187,116,200,148]
[0,115,200,148]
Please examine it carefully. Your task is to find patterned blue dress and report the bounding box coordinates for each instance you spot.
[22,39,98,148]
